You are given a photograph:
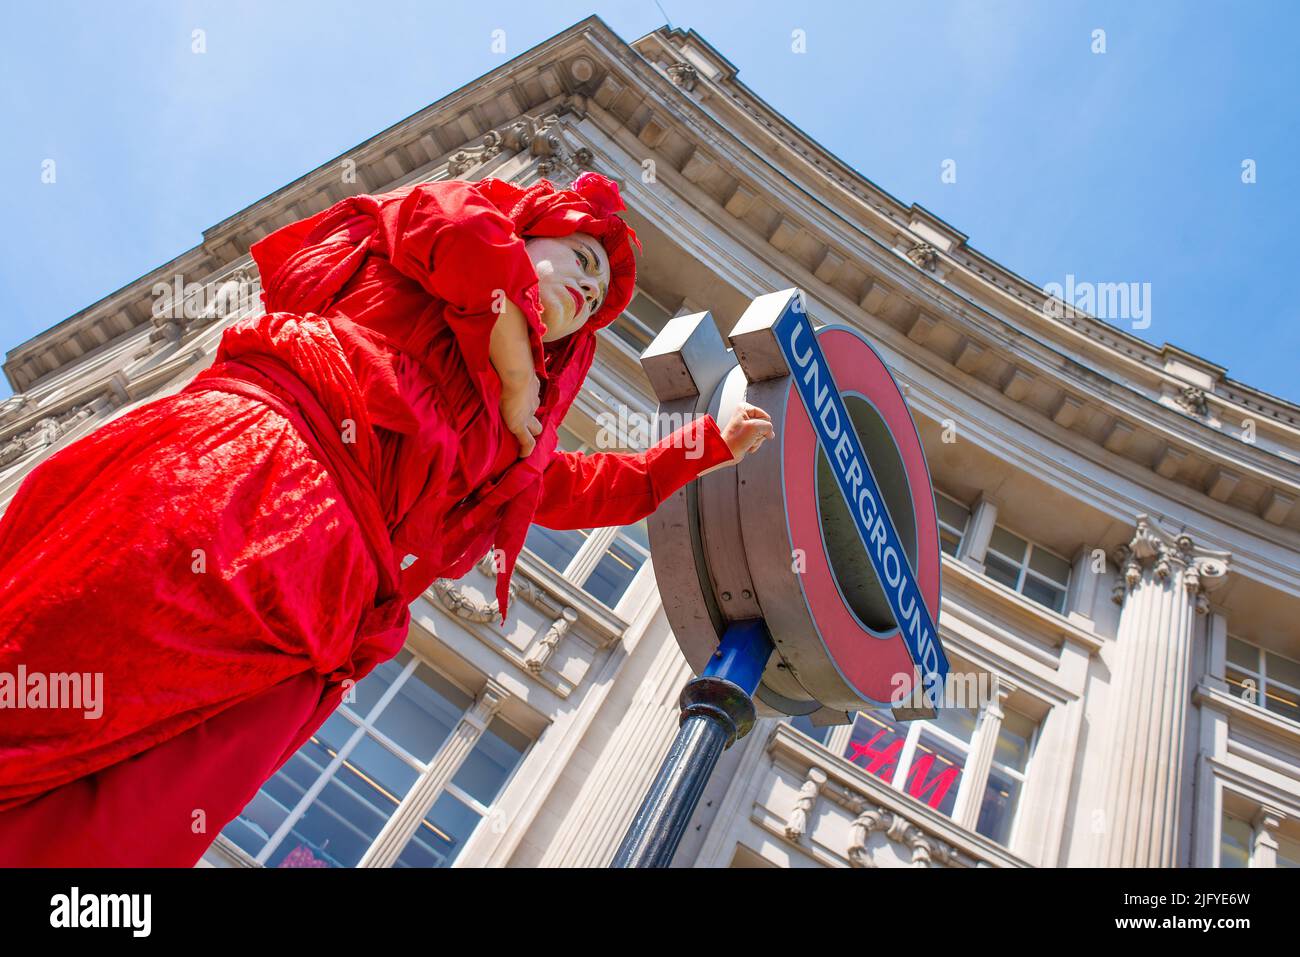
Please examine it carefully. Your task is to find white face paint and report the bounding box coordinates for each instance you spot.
[524,232,611,342]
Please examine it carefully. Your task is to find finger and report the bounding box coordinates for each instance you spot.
[517,430,536,457]
[527,415,543,437]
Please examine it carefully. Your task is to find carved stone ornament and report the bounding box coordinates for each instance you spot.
[525,606,579,676]
[449,112,596,180]
[1174,386,1209,417]
[427,550,568,624]
[0,394,33,425]
[905,242,940,272]
[429,576,508,623]
[783,767,827,841]
[665,61,699,91]
[147,263,261,352]
[846,800,959,868]
[1110,514,1230,614]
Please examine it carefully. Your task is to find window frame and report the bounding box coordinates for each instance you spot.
[217,650,533,869]
[597,288,676,362]
[934,491,971,558]
[983,524,1072,614]
[1224,635,1300,725]
[226,650,452,867]
[395,714,534,868]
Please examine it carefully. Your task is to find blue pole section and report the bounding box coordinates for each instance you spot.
[610,619,774,868]
[703,619,771,690]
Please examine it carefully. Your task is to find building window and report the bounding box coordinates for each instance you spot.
[580,518,651,608]
[1224,636,1300,724]
[1218,809,1300,868]
[935,493,970,557]
[1280,834,1300,869]
[524,422,653,611]
[1219,813,1252,868]
[525,424,596,574]
[983,525,1071,613]
[842,703,1038,847]
[217,649,528,868]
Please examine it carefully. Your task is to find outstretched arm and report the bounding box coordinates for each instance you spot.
[531,404,774,531]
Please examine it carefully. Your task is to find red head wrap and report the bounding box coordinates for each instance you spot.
[475,171,640,333]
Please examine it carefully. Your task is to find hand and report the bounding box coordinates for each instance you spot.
[719,401,775,465]
[499,369,543,457]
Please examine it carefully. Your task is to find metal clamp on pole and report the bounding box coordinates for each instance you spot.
[610,619,773,868]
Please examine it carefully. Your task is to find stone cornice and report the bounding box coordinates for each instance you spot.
[563,114,1300,587]
[615,26,1300,533]
[636,27,1300,434]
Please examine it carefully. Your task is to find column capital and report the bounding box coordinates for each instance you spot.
[1252,807,1285,866]
[987,676,1016,718]
[1254,805,1286,834]
[1111,514,1231,613]
[465,679,510,731]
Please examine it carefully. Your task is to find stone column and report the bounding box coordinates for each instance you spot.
[954,678,1015,831]
[1098,515,1230,867]
[359,680,508,868]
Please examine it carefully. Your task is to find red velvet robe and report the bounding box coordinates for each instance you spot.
[0,181,734,866]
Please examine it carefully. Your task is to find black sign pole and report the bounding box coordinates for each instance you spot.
[610,619,774,868]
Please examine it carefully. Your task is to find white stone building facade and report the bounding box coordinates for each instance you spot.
[3,18,1298,869]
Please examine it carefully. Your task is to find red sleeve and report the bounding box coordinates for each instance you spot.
[532,414,735,531]
[369,181,547,391]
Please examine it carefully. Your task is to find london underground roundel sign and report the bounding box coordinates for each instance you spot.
[640,289,947,723]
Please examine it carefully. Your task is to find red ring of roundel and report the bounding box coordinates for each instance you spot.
[783,326,942,707]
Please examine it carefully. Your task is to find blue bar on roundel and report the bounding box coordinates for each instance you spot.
[772,296,950,709]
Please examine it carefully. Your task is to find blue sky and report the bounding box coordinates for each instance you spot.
[2,1,1296,402]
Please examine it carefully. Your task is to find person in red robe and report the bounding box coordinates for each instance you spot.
[0,172,774,867]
